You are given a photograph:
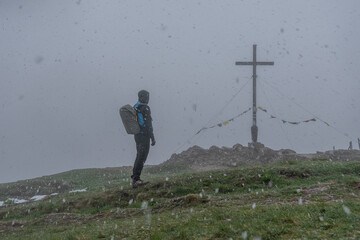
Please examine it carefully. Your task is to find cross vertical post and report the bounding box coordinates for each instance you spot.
[236,44,274,143]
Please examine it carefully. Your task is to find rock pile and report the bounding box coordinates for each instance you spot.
[161,142,360,171]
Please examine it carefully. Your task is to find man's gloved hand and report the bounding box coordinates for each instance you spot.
[151,138,156,146]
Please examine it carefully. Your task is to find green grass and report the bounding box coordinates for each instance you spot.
[0,160,359,239]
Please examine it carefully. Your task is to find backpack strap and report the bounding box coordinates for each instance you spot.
[134,102,146,127]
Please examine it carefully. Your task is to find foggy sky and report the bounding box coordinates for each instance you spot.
[1,0,359,183]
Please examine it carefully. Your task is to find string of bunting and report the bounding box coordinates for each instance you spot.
[195,107,252,135]
[257,106,330,126]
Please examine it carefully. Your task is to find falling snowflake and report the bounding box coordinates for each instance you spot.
[129,199,133,205]
[141,201,148,209]
[343,205,351,215]
[252,203,256,209]
[242,231,247,239]
[298,197,303,205]
[192,104,197,112]
[215,188,219,194]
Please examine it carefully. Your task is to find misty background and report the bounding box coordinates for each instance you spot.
[1,0,359,183]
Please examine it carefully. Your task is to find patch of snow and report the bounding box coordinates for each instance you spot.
[69,188,87,193]
[50,193,58,196]
[242,231,247,239]
[252,203,256,209]
[0,201,3,207]
[9,198,28,204]
[31,195,47,201]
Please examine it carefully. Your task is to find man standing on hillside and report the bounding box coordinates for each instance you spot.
[132,90,156,188]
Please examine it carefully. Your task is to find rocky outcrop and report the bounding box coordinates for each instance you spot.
[161,143,360,171]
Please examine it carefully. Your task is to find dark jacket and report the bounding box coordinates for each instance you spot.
[134,102,155,141]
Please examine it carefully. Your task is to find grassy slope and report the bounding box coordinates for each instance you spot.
[0,162,190,200]
[0,159,359,239]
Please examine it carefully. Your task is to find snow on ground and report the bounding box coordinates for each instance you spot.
[8,198,28,204]
[0,193,60,207]
[30,195,47,201]
[69,188,87,193]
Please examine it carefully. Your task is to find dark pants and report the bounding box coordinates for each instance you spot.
[131,133,150,181]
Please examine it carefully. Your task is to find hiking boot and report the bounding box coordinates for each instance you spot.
[132,179,149,188]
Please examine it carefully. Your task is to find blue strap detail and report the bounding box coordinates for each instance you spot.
[134,102,145,127]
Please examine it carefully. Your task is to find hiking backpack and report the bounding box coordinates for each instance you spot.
[119,104,140,134]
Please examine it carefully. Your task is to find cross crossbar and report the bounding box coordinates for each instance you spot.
[236,62,274,66]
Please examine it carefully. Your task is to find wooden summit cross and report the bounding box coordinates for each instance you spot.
[236,44,274,143]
